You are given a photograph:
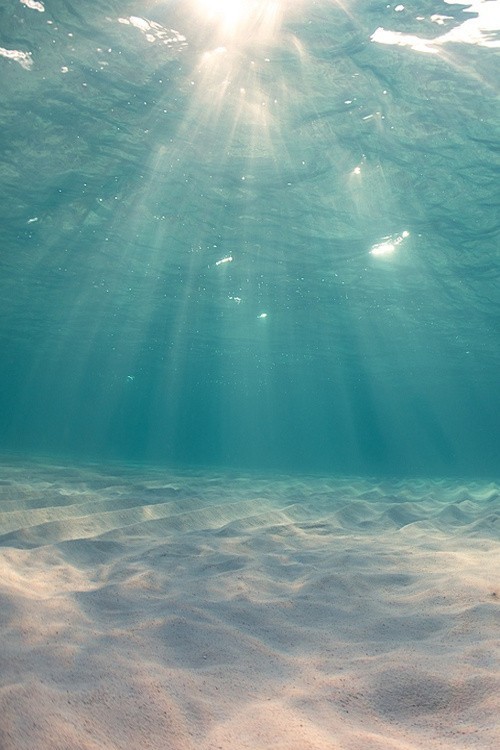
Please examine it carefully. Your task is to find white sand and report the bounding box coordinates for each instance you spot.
[0,461,498,749]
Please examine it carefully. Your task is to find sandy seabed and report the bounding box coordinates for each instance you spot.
[0,459,498,750]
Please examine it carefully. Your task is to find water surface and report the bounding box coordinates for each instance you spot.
[1,0,499,477]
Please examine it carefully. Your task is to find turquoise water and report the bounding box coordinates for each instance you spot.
[1,0,499,478]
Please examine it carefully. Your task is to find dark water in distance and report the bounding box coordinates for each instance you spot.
[0,0,499,477]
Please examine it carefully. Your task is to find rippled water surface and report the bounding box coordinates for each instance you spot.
[1,0,499,477]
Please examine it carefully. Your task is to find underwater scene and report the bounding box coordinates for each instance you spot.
[0,1,499,748]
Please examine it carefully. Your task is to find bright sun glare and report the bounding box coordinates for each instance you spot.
[196,0,252,28]
[194,0,287,40]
